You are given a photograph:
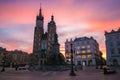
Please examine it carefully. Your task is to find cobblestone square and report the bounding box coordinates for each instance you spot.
[0,66,120,80]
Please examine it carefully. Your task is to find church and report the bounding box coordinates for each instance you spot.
[33,6,63,66]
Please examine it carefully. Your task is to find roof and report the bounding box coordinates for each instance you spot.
[105,28,120,35]
[74,37,90,41]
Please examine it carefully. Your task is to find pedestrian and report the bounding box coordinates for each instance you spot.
[82,62,85,70]
[15,64,19,71]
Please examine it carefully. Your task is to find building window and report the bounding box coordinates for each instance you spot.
[118,48,120,54]
[82,55,86,59]
[65,53,69,58]
[87,54,92,58]
[82,41,84,44]
[82,50,86,54]
[87,45,90,48]
[117,41,120,46]
[75,43,78,46]
[79,42,81,44]
[87,41,89,44]
[94,50,97,54]
[116,35,119,39]
[77,55,81,59]
[77,46,80,49]
[82,46,85,49]
[111,48,115,54]
[110,42,113,46]
[52,38,54,41]
[76,51,80,54]
[66,50,68,53]
[87,50,91,53]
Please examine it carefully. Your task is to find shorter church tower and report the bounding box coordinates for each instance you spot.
[47,15,58,56]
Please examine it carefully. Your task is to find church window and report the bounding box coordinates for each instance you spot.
[52,38,54,41]
[66,50,68,53]
[66,45,68,48]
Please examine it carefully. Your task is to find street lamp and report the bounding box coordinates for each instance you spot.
[69,43,76,76]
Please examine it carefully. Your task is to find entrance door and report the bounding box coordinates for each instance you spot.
[82,61,86,66]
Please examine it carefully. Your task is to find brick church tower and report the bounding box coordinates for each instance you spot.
[33,6,44,55]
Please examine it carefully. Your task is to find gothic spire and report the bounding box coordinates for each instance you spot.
[51,15,54,21]
[39,3,42,17]
[37,3,44,21]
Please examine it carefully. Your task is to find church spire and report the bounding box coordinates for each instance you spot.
[39,3,42,16]
[37,3,44,21]
[51,15,54,21]
[48,15,55,25]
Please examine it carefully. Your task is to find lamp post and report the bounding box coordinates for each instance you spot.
[69,43,76,76]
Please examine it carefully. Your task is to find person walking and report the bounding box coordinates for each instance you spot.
[82,62,86,70]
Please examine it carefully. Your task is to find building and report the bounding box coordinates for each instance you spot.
[65,39,74,63]
[0,47,7,66]
[105,28,120,66]
[33,6,61,65]
[0,47,29,67]
[10,50,29,66]
[65,37,102,66]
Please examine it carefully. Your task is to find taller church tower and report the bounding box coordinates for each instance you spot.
[33,6,44,54]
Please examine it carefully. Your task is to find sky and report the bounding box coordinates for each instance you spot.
[0,0,120,59]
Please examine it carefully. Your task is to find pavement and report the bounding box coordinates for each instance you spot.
[0,66,120,80]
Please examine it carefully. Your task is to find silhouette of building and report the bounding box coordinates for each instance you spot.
[0,47,29,67]
[9,50,29,66]
[33,6,60,65]
[105,28,120,66]
[0,47,6,66]
[65,37,102,66]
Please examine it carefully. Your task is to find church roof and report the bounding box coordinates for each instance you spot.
[48,15,56,26]
[36,5,44,21]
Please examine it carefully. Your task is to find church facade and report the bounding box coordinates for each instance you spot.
[33,7,60,65]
